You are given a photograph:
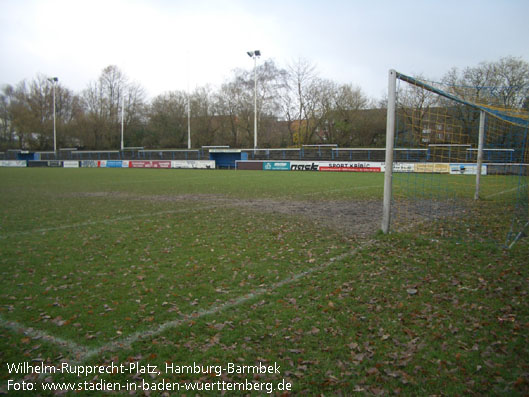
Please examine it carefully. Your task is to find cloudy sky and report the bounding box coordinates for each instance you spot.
[1,0,528,99]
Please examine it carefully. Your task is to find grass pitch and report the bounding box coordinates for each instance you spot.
[0,168,528,395]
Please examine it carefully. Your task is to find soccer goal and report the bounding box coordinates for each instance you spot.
[382,70,529,247]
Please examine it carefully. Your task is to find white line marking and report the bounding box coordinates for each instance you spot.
[1,186,381,238]
[0,205,218,239]
[300,184,381,196]
[0,240,374,368]
[485,183,528,199]
[78,243,373,363]
[0,316,88,358]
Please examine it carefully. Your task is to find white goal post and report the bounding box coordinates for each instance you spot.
[381,69,529,247]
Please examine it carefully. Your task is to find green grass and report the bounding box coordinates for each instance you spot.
[0,168,528,395]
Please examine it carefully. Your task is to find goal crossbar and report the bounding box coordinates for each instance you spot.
[396,72,529,128]
[382,69,529,247]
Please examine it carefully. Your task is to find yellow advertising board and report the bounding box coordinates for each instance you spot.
[414,163,450,173]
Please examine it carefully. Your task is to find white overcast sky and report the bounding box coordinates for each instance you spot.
[1,0,528,100]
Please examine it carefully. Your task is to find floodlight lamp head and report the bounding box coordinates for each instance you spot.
[254,50,261,57]
[247,51,254,57]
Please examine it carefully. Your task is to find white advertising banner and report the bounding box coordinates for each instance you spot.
[289,161,384,172]
[80,160,98,168]
[171,160,215,169]
[449,164,487,175]
[63,161,80,168]
[392,163,415,173]
[0,160,26,167]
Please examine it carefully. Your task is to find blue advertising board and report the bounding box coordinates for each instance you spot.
[106,160,123,168]
[263,161,290,171]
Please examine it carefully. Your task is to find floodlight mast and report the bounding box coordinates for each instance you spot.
[187,92,191,149]
[187,51,191,149]
[121,93,125,151]
[247,50,261,149]
[47,77,58,157]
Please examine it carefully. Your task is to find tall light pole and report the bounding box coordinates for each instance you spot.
[187,52,191,149]
[187,93,191,149]
[247,50,261,149]
[48,77,58,157]
[121,92,125,151]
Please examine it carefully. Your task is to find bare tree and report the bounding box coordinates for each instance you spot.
[216,73,252,147]
[3,76,78,150]
[327,83,374,146]
[284,58,320,145]
[397,74,440,146]
[489,56,529,109]
[215,59,288,147]
[0,85,16,149]
[80,65,145,149]
[441,57,529,145]
[146,91,188,148]
[190,86,220,147]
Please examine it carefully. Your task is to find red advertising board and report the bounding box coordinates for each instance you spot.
[319,166,381,172]
[128,161,172,169]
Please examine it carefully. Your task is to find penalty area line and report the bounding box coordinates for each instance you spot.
[485,183,528,199]
[78,239,375,364]
[0,204,219,239]
[300,184,381,196]
[0,315,89,359]
[0,238,377,368]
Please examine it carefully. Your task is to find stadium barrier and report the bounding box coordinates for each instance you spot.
[0,160,26,167]
[81,160,215,169]
[27,160,63,167]
[236,160,493,175]
[0,159,216,169]
[237,160,385,172]
[1,159,523,176]
[63,161,80,168]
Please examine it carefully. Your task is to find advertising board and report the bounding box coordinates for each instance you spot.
[392,163,415,173]
[289,161,320,171]
[449,164,487,175]
[63,161,80,168]
[171,160,215,169]
[27,161,49,167]
[81,159,215,169]
[414,163,450,173]
[128,161,171,168]
[289,161,383,172]
[80,160,98,168]
[106,160,124,168]
[0,160,26,167]
[236,161,262,170]
[319,162,382,172]
[263,161,290,171]
[237,160,466,175]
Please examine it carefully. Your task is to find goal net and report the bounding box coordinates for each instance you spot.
[382,70,529,247]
